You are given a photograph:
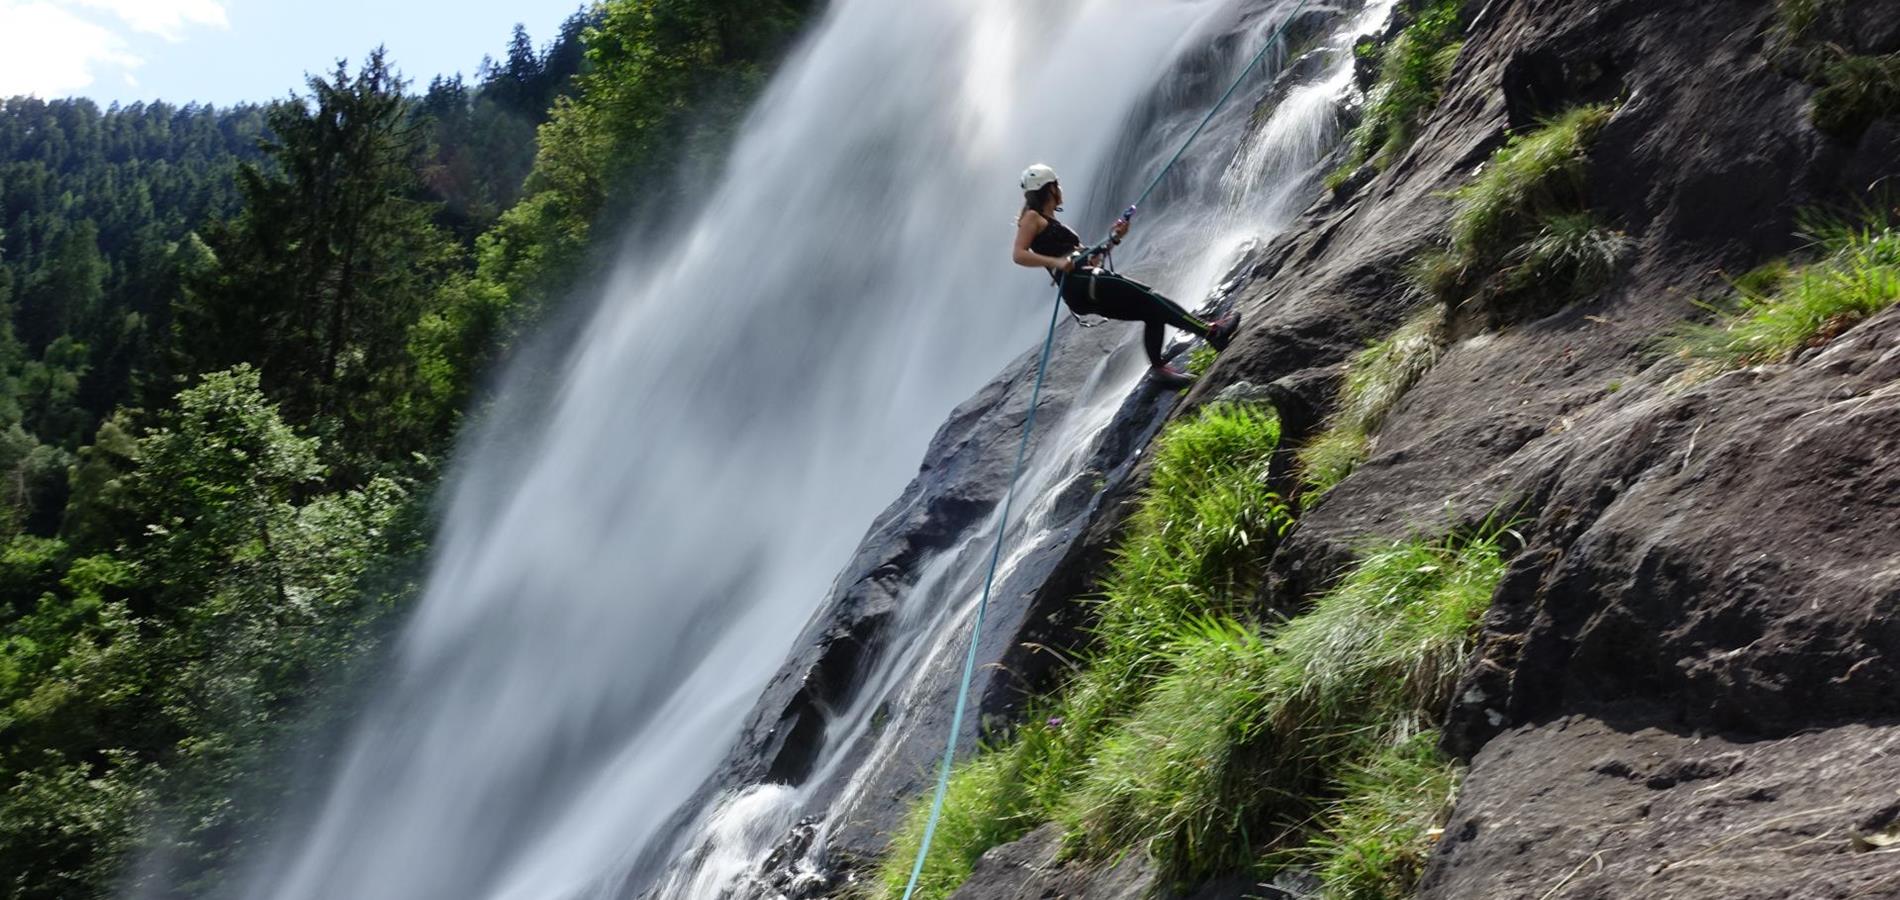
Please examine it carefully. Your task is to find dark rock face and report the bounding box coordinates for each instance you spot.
[675,0,1900,892]
[641,307,1195,887]
[1419,712,1900,899]
[1165,0,1900,893]
[948,825,1314,900]
[1445,310,1900,750]
[1212,0,1900,731]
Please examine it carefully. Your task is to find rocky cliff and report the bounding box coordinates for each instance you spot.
[954,0,1900,895]
[689,0,1900,897]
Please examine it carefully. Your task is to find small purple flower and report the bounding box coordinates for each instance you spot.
[1046,716,1065,729]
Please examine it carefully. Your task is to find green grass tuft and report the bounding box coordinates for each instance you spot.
[1765,0,1896,135]
[1062,530,1506,885]
[1447,105,1613,263]
[1333,0,1465,184]
[1671,213,1900,370]
[871,405,1288,900]
[1811,52,1900,135]
[1307,732,1461,900]
[1502,212,1631,296]
[873,402,1509,898]
[1775,0,1833,40]
[1298,308,1447,498]
[872,740,1043,900]
[1091,404,1290,657]
[1186,343,1220,378]
[1412,104,1624,315]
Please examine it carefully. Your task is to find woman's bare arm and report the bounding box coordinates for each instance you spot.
[1012,210,1072,271]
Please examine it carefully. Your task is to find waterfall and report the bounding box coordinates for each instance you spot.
[225,1,1392,898]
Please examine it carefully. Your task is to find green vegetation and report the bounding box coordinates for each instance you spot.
[425,0,818,419]
[1061,531,1502,885]
[875,394,1506,898]
[1672,213,1900,371]
[1187,342,1220,378]
[0,367,425,894]
[1303,732,1461,900]
[1416,104,1625,313]
[1298,307,1447,498]
[1811,52,1900,135]
[1447,105,1610,262]
[1329,0,1465,187]
[0,2,817,894]
[1775,0,1835,38]
[875,404,1291,899]
[1766,0,1899,137]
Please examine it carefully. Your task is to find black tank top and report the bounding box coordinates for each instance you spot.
[1026,212,1082,259]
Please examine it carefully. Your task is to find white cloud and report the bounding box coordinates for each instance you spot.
[69,0,227,41]
[0,2,142,98]
[0,0,225,98]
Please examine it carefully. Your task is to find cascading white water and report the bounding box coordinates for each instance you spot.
[647,3,1397,897]
[222,1,1390,899]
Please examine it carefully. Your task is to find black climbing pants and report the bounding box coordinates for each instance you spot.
[1059,268,1207,367]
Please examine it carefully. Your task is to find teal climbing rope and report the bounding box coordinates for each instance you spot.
[898,5,1314,896]
[897,284,1062,900]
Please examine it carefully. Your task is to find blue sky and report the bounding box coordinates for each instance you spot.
[0,0,585,106]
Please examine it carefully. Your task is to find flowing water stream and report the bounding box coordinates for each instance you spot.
[223,1,1392,898]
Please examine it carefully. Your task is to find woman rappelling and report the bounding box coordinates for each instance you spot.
[1010,163,1240,389]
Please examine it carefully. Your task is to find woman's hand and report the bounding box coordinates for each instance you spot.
[1054,254,1076,272]
[1111,219,1130,241]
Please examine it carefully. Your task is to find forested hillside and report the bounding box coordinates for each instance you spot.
[0,1,815,896]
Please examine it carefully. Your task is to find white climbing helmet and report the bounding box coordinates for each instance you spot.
[1020,163,1059,192]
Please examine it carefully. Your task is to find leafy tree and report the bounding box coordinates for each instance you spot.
[176,51,455,475]
[123,366,322,617]
[0,6,820,895]
[410,0,814,428]
[17,223,104,356]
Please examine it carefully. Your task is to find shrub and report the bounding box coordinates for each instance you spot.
[1672,213,1900,370]
[1298,308,1447,497]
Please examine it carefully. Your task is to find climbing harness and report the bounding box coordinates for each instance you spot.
[898,3,1312,896]
[1061,244,1119,328]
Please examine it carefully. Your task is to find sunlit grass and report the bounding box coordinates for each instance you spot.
[1297,308,1446,498]
[1061,530,1506,885]
[870,404,1288,900]
[1305,732,1461,900]
[1446,105,1613,264]
[872,403,1510,898]
[1331,0,1465,185]
[1672,213,1900,370]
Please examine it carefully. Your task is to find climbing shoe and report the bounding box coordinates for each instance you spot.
[1148,364,1197,390]
[1207,312,1242,352]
